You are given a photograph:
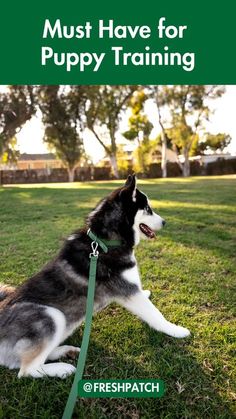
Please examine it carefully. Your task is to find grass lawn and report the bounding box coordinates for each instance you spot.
[0,175,235,419]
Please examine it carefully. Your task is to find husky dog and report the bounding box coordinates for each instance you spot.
[0,175,190,379]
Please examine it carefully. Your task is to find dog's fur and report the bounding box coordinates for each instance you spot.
[0,175,190,379]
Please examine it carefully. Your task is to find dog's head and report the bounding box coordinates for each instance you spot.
[119,174,165,244]
[88,174,165,246]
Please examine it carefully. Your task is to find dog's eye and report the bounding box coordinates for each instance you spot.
[145,205,153,215]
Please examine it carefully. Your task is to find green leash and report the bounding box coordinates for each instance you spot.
[62,230,122,419]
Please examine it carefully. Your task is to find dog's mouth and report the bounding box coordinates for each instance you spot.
[139,223,155,239]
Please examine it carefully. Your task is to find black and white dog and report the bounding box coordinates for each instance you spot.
[0,175,190,379]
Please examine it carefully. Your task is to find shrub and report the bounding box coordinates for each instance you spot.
[205,158,236,175]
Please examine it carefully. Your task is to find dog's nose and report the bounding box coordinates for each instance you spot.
[162,219,166,227]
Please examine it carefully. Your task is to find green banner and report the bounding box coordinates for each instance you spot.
[78,379,165,398]
[0,0,235,84]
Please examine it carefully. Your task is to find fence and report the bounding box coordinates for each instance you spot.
[147,158,236,178]
[0,158,235,184]
[0,167,111,184]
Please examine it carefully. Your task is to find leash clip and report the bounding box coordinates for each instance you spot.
[89,241,99,258]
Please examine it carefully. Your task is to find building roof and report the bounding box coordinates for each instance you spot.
[19,153,56,161]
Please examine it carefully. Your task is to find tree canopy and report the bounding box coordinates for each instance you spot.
[191,133,231,155]
[0,85,232,181]
[37,85,86,181]
[0,85,36,162]
[123,89,153,173]
[84,85,137,177]
[151,85,226,176]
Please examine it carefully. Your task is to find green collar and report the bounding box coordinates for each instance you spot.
[87,229,122,253]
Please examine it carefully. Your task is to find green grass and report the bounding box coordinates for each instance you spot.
[0,176,235,419]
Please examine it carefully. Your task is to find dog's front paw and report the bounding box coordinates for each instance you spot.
[173,326,191,339]
[164,323,191,339]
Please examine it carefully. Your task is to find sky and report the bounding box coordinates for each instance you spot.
[2,85,236,162]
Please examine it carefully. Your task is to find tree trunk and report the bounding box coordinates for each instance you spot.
[156,97,168,178]
[183,148,190,177]
[140,151,146,174]
[161,130,167,178]
[137,140,145,174]
[68,167,75,182]
[110,154,119,179]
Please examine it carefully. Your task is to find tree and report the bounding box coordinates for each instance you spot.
[115,144,132,177]
[191,133,231,155]
[123,89,153,174]
[148,86,170,178]
[0,85,36,163]
[159,85,225,176]
[132,139,160,174]
[37,85,86,182]
[84,85,137,178]
[0,137,20,165]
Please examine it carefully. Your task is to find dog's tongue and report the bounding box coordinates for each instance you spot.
[139,223,155,239]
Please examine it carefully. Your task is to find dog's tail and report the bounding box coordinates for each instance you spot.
[0,283,16,302]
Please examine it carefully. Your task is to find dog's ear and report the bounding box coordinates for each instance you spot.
[120,174,137,201]
[125,174,136,188]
